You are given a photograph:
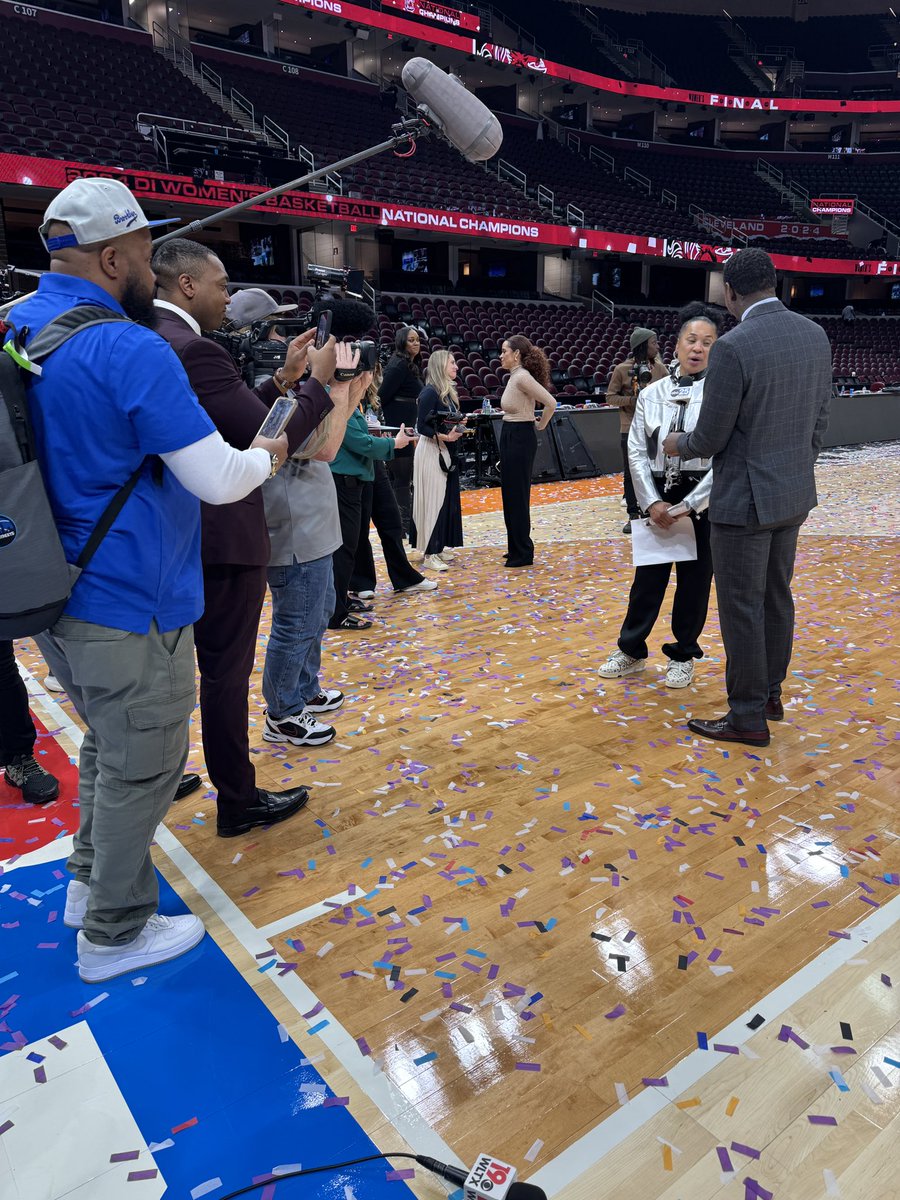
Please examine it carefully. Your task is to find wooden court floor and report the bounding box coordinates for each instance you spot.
[15,446,900,1199]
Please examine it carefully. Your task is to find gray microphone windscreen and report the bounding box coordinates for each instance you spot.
[401,58,503,163]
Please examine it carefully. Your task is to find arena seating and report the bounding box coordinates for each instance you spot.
[0,12,239,169]
[192,54,545,220]
[265,288,900,399]
[771,158,900,228]
[739,15,888,73]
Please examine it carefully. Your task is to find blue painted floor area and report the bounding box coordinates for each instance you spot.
[0,860,417,1200]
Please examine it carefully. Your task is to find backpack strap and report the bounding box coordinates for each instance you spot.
[4,305,150,573]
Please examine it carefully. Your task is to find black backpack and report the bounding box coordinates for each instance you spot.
[0,306,145,638]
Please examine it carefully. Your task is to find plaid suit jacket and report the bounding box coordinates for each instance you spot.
[678,299,831,525]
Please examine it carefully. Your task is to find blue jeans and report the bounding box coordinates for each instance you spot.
[263,555,335,722]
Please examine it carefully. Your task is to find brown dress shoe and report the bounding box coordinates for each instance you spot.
[687,718,770,747]
[765,699,784,721]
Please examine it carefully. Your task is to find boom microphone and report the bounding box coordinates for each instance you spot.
[401,58,503,163]
[308,296,374,340]
[416,1152,547,1200]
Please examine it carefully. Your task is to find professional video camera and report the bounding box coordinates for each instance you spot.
[631,339,654,388]
[207,268,377,387]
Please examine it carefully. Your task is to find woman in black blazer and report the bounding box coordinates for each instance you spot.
[378,325,424,536]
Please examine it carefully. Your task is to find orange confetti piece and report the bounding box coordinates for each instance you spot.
[574,1024,593,1041]
[676,1097,702,1109]
[725,1096,740,1117]
[171,1117,198,1134]
[662,1144,674,1172]
[541,1013,553,1029]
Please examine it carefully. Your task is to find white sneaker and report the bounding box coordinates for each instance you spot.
[263,709,336,746]
[665,659,695,688]
[598,650,645,679]
[423,554,449,572]
[396,578,438,593]
[438,548,457,562]
[44,675,65,693]
[77,914,205,983]
[304,688,344,713]
[355,590,375,600]
[64,879,90,930]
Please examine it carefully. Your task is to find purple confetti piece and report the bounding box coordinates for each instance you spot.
[731,1141,762,1160]
[604,1004,626,1020]
[717,1146,735,1173]
[808,1115,838,1125]
[110,1151,141,1163]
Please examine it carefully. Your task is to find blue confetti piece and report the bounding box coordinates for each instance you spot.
[413,1052,438,1066]
[884,1056,900,1069]
[697,1032,709,1050]
[829,1070,850,1093]
[307,1020,329,1036]
[840,865,850,878]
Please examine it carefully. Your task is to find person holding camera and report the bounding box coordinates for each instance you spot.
[329,374,415,630]
[379,326,424,537]
[411,350,466,572]
[605,328,667,534]
[498,335,556,569]
[152,239,337,838]
[599,304,720,690]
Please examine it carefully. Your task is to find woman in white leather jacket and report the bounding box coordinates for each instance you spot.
[599,303,722,690]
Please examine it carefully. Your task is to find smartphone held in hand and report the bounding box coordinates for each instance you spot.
[256,395,297,441]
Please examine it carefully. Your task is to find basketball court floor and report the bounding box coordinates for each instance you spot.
[2,442,898,1200]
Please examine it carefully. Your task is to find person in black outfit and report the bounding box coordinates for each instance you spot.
[1,641,59,804]
[378,326,424,536]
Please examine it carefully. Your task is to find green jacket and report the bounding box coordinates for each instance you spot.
[329,409,396,482]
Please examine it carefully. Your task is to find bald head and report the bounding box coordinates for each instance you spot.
[46,220,156,324]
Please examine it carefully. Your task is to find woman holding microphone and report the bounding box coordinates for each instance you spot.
[497,335,557,568]
[411,349,466,572]
[599,302,721,689]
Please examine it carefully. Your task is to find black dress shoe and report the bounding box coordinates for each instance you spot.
[765,699,784,721]
[505,559,533,569]
[687,718,770,747]
[173,773,202,802]
[216,786,310,838]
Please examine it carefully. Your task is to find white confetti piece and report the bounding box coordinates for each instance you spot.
[524,1139,544,1163]
[316,942,334,958]
[276,1024,289,1043]
[273,1163,302,1175]
[615,1081,629,1105]
[190,1179,222,1199]
[148,1139,175,1152]
[824,1168,841,1196]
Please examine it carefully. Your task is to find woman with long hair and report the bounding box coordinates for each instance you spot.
[599,302,721,689]
[349,366,437,601]
[497,335,557,568]
[378,325,424,537]
[411,349,466,572]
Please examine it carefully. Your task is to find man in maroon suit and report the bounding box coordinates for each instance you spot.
[152,238,336,837]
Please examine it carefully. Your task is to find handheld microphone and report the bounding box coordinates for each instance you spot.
[401,58,503,163]
[416,1153,547,1200]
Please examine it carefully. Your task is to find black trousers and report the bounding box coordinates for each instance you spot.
[711,509,806,731]
[500,422,537,566]
[617,504,713,663]
[621,432,639,518]
[350,462,425,593]
[385,453,413,537]
[0,639,36,766]
[194,563,267,824]
[331,473,366,625]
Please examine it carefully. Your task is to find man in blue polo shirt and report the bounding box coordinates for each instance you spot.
[12,177,290,983]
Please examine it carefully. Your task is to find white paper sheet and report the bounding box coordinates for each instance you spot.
[631,515,697,566]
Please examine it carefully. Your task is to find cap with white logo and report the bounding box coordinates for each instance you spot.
[226,288,298,328]
[39,177,178,251]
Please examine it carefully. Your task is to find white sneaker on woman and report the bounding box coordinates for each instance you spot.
[665,659,695,689]
[598,650,645,679]
[77,914,205,983]
[438,548,457,561]
[396,579,438,593]
[423,554,449,572]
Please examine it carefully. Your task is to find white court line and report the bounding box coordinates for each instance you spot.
[529,891,900,1197]
[257,886,361,939]
[153,824,464,1171]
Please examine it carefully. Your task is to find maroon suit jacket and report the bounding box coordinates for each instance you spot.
[154,307,332,566]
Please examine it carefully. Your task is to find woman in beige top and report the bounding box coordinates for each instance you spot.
[498,336,557,567]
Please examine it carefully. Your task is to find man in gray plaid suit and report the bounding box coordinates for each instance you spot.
[663,248,831,746]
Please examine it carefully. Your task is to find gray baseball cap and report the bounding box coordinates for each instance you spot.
[39,177,177,251]
[226,288,297,327]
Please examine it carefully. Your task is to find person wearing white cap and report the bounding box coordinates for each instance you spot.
[9,177,289,984]
[224,287,297,329]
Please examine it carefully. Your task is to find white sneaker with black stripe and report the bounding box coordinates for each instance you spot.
[264,710,336,746]
[305,688,344,713]
[665,659,695,689]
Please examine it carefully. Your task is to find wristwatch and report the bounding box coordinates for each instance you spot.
[269,452,280,478]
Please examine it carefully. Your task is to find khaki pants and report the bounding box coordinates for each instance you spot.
[37,617,195,946]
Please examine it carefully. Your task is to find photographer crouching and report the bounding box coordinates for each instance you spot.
[152,239,338,838]
[605,327,667,534]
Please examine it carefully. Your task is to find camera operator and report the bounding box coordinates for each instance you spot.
[605,328,667,534]
[152,239,337,839]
